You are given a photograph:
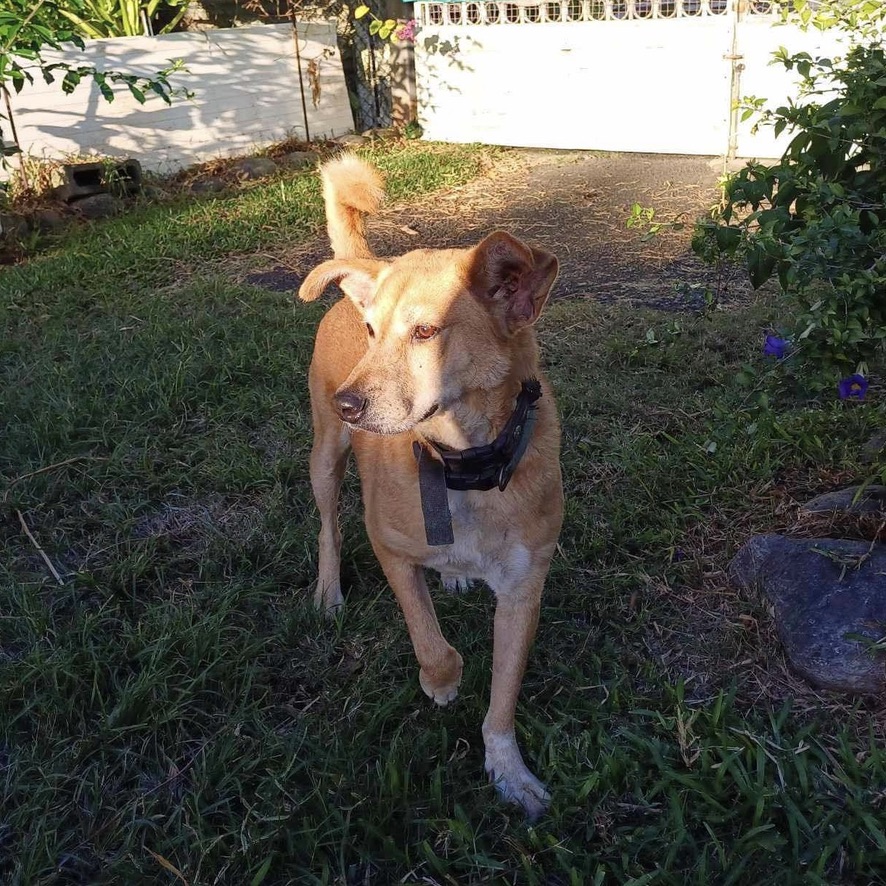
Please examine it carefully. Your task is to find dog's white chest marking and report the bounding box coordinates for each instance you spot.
[423,492,532,594]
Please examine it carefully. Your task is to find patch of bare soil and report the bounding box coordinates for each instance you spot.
[247,149,754,310]
[132,494,267,551]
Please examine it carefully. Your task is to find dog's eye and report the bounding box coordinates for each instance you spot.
[366,323,375,338]
[413,324,440,341]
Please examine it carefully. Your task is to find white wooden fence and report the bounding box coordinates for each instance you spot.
[6,23,354,174]
[413,0,844,158]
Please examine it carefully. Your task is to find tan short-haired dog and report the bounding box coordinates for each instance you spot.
[298,155,563,819]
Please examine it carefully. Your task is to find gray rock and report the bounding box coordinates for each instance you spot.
[32,209,65,233]
[31,209,65,234]
[336,133,368,146]
[141,184,171,202]
[0,212,29,239]
[730,534,886,694]
[71,193,121,220]
[361,127,398,140]
[189,177,226,195]
[233,157,278,179]
[862,432,886,465]
[281,150,320,169]
[800,486,886,517]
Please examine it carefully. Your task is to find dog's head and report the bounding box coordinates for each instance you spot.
[299,232,558,435]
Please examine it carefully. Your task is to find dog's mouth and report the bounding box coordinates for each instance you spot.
[347,403,439,436]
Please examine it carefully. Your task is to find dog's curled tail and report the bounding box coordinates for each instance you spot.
[321,154,384,260]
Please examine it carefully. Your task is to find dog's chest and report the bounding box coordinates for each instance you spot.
[420,490,528,590]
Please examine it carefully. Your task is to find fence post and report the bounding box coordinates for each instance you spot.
[380,0,418,126]
[725,0,744,158]
[389,41,418,126]
[288,3,312,143]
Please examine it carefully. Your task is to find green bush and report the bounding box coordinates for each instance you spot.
[0,0,183,164]
[59,0,188,39]
[694,1,886,381]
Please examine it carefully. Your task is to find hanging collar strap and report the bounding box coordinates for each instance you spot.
[412,379,543,546]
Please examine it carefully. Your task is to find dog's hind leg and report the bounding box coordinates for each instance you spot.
[377,553,464,705]
[309,412,350,614]
[441,575,475,595]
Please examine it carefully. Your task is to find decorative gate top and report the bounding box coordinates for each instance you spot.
[416,0,778,25]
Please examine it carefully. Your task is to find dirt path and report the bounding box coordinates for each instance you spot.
[247,149,753,310]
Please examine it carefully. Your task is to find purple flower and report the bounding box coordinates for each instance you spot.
[763,334,789,359]
[838,374,868,400]
[395,18,417,41]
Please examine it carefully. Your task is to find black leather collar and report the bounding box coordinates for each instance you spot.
[412,379,543,546]
[429,378,542,492]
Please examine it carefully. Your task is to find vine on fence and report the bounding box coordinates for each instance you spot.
[353,4,416,41]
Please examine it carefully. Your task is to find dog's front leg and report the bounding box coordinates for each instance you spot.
[483,580,550,821]
[308,419,350,614]
[375,551,464,706]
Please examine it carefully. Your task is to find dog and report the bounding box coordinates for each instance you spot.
[297,154,563,819]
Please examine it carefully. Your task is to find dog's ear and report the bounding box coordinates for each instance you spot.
[298,258,388,308]
[468,232,558,334]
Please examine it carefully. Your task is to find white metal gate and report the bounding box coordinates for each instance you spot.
[413,0,842,158]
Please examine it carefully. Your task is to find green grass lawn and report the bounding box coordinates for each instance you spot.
[2,141,886,885]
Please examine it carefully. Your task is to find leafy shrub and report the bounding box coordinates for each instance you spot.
[693,1,886,380]
[1,1,186,167]
[59,0,189,39]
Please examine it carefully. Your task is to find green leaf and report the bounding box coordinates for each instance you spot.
[354,4,370,17]
[61,69,82,93]
[58,8,104,39]
[250,856,274,886]
[715,225,741,252]
[747,248,776,289]
[369,19,381,34]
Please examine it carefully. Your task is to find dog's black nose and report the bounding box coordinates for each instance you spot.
[334,391,368,423]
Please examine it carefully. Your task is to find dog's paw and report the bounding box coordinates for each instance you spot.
[484,732,550,822]
[313,580,344,617]
[418,650,463,706]
[442,575,474,594]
